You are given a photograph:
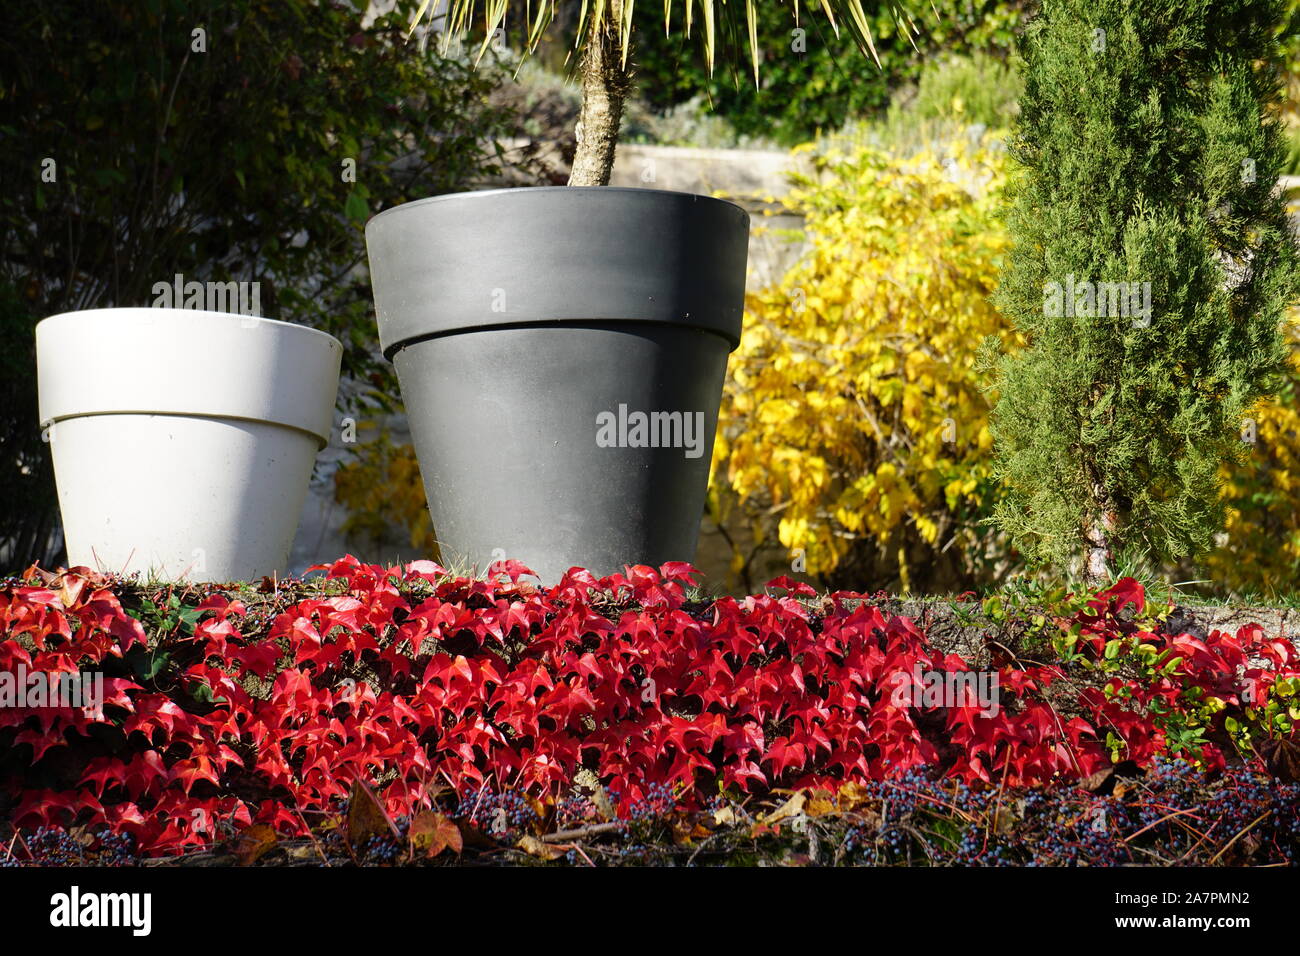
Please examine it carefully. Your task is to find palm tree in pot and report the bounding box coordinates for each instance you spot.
[367,0,895,581]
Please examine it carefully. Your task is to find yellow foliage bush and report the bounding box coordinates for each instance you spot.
[713,133,1015,591]
[1206,313,1300,595]
[332,427,436,553]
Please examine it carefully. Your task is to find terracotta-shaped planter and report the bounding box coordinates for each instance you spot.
[36,308,342,581]
[366,186,749,581]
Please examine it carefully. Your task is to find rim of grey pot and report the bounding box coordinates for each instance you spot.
[365,186,750,359]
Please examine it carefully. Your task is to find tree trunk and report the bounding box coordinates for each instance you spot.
[1083,514,1113,587]
[568,1,633,187]
[1083,462,1116,587]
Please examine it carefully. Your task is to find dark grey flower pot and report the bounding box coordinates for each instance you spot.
[365,186,749,582]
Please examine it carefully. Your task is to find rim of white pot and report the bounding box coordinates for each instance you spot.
[36,308,343,448]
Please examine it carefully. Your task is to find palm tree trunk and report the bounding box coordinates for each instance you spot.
[568,1,633,187]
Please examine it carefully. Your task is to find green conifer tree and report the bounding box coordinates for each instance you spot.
[985,0,1300,583]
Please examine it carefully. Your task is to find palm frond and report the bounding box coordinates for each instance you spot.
[409,0,909,77]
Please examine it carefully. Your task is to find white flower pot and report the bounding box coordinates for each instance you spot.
[36,308,342,582]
